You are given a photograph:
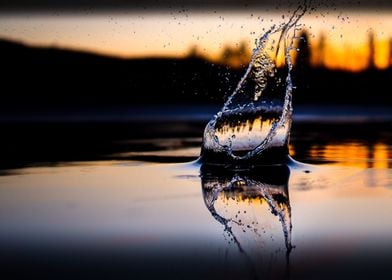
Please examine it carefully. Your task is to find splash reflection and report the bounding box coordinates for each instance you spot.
[200,163,293,277]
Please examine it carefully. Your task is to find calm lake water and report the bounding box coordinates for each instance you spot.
[0,107,391,279]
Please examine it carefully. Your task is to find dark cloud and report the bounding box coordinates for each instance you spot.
[0,0,391,12]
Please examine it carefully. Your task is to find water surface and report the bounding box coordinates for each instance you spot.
[0,117,391,279]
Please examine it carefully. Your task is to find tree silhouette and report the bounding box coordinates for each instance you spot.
[294,30,311,70]
[187,45,200,58]
[389,38,392,68]
[316,32,326,68]
[367,30,375,70]
[220,41,251,68]
[292,30,312,103]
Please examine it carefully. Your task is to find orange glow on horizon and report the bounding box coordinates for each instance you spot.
[1,11,392,72]
[322,43,369,72]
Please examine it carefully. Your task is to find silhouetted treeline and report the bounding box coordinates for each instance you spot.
[0,38,391,111]
[292,30,392,105]
[0,39,240,110]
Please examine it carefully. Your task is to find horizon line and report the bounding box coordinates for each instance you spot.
[1,36,391,73]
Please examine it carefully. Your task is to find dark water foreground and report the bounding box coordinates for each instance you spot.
[0,107,391,279]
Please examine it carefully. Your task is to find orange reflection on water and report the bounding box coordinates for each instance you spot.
[373,143,389,169]
[307,141,391,169]
[289,144,296,157]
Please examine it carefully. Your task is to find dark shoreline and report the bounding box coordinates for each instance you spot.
[1,38,392,109]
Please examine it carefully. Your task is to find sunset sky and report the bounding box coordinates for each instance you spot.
[1,2,392,71]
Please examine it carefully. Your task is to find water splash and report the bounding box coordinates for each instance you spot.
[201,5,307,164]
[200,164,293,254]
